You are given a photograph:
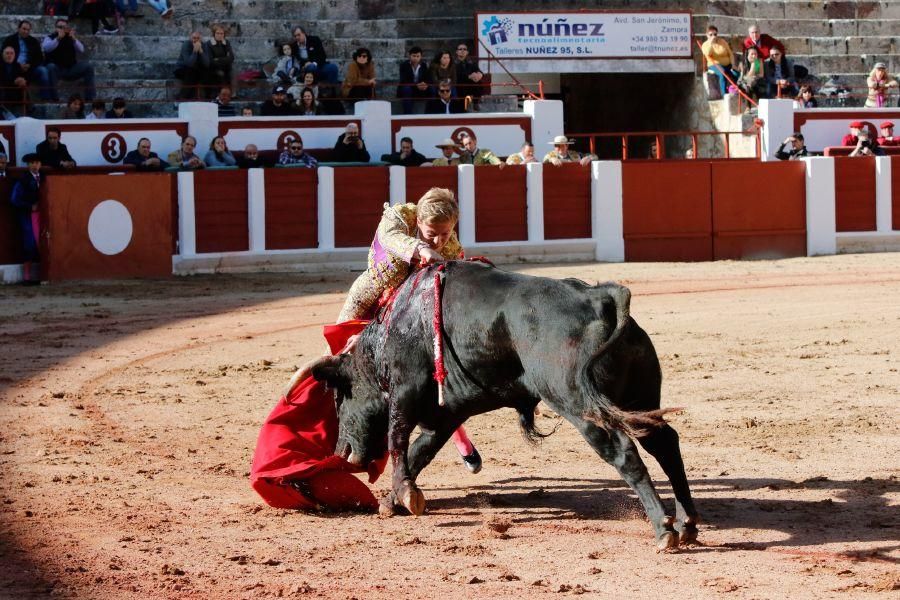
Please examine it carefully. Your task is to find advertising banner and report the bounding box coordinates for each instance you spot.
[476,11,692,60]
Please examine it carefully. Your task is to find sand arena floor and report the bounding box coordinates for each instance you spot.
[0,253,898,599]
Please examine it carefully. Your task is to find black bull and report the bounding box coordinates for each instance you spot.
[312,261,699,549]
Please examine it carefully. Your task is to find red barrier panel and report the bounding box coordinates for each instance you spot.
[834,157,876,232]
[893,157,900,231]
[194,169,249,253]
[622,161,713,261]
[405,166,458,204]
[333,167,389,247]
[474,166,527,242]
[543,163,592,239]
[265,168,318,250]
[0,178,23,264]
[711,161,806,259]
[43,174,173,280]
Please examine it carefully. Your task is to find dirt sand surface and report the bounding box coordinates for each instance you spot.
[0,253,898,599]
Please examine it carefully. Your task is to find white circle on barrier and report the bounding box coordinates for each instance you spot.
[88,200,133,256]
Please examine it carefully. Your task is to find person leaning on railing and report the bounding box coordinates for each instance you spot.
[123,137,169,171]
[457,131,503,168]
[795,85,818,108]
[701,25,739,98]
[455,43,484,106]
[278,137,318,168]
[506,141,538,165]
[763,48,796,99]
[204,136,237,167]
[865,62,898,108]
[167,135,206,170]
[543,135,597,167]
[341,47,375,102]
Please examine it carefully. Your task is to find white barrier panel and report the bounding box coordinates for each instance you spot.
[219,116,359,154]
[0,121,15,163]
[802,157,837,256]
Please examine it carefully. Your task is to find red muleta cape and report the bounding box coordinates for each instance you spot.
[249,321,386,510]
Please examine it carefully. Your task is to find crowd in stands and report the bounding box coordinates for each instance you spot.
[0,12,492,119]
[701,22,899,110]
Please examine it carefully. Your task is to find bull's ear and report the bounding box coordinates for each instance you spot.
[310,354,352,390]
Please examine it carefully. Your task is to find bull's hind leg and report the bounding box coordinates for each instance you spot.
[576,421,679,551]
[637,424,700,545]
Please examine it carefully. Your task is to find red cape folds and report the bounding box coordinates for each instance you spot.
[249,321,387,510]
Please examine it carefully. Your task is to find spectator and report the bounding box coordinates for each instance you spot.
[77,0,118,35]
[864,63,897,108]
[743,24,785,60]
[241,106,254,117]
[428,138,460,167]
[429,51,456,93]
[543,135,597,167]
[701,25,739,98]
[214,86,237,117]
[167,135,206,170]
[398,46,432,114]
[842,121,864,146]
[332,123,370,163]
[278,136,317,167]
[738,46,765,101]
[764,48,796,99]
[425,79,464,114]
[273,42,300,85]
[123,137,169,171]
[0,45,28,117]
[60,93,85,118]
[455,43,484,104]
[382,136,427,166]
[10,153,42,285]
[290,26,339,84]
[297,87,322,115]
[505,141,537,165]
[341,47,375,101]
[85,99,105,119]
[795,84,818,108]
[0,152,7,178]
[877,121,899,146]
[260,85,296,116]
[237,144,267,168]
[42,18,96,101]
[175,31,210,100]
[36,126,76,170]
[299,70,319,99]
[2,20,55,101]
[849,128,885,157]
[204,135,237,167]
[457,131,503,167]
[775,133,809,160]
[105,96,133,118]
[206,24,235,99]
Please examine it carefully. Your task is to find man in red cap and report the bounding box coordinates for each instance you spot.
[877,121,898,147]
[842,121,865,146]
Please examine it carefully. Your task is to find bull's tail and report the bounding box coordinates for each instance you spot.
[576,285,671,438]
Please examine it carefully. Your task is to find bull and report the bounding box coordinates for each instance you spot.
[312,261,699,550]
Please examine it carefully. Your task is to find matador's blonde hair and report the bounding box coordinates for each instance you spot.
[417,187,459,224]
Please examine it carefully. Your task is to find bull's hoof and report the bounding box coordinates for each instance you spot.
[378,494,397,518]
[398,480,426,516]
[655,516,680,553]
[678,517,701,546]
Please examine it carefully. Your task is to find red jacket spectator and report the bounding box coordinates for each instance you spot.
[877,121,899,146]
[841,121,864,147]
[743,25,785,60]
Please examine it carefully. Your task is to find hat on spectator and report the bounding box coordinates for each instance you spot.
[880,121,895,129]
[549,135,574,144]
[272,85,287,94]
[849,121,864,128]
[435,138,458,148]
[874,62,887,69]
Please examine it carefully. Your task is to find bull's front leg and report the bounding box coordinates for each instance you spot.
[381,393,426,517]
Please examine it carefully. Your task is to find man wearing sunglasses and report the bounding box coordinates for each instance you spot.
[425,79,464,114]
[455,43,484,104]
[277,137,318,168]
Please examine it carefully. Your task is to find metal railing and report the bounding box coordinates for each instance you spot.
[566,129,762,160]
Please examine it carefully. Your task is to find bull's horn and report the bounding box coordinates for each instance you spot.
[346,451,364,467]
